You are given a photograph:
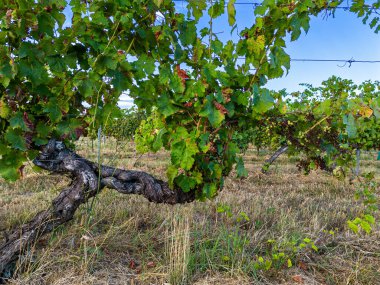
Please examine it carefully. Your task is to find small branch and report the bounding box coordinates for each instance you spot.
[303,115,330,136]
[209,0,213,59]
[261,145,288,173]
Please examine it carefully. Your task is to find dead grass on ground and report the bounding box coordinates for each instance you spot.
[0,138,379,285]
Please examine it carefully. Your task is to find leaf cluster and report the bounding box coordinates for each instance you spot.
[0,0,378,200]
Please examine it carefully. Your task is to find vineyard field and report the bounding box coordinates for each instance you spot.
[0,138,379,285]
[1,0,380,283]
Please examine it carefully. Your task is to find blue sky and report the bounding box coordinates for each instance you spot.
[176,1,380,92]
[64,1,380,107]
[264,7,380,92]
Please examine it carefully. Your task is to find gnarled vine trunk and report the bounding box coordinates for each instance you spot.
[0,139,195,280]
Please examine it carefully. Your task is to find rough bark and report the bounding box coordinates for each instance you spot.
[0,139,194,280]
[261,145,288,173]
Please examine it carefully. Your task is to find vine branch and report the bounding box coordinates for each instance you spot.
[0,139,194,279]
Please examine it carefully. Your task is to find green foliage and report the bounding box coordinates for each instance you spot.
[104,108,146,141]
[134,110,165,153]
[215,204,319,273]
[236,78,380,176]
[349,173,379,235]
[0,0,378,201]
[227,0,236,26]
[350,0,380,33]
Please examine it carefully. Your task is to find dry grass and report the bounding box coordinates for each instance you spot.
[0,138,379,285]
[165,208,191,285]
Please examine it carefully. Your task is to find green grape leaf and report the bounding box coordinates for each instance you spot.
[51,9,66,28]
[187,0,207,20]
[236,157,248,178]
[19,60,49,86]
[200,96,225,128]
[199,133,210,153]
[37,12,55,37]
[176,174,197,192]
[171,139,199,170]
[152,128,166,151]
[208,162,222,179]
[0,152,24,181]
[179,21,197,46]
[227,0,236,26]
[343,113,357,138]
[0,62,12,88]
[9,112,28,131]
[5,129,27,151]
[236,91,249,106]
[0,99,11,118]
[247,35,265,55]
[254,5,268,16]
[360,220,372,234]
[252,89,274,114]
[364,214,375,225]
[44,98,62,122]
[153,0,163,7]
[47,55,66,73]
[208,1,225,18]
[96,55,118,74]
[347,220,359,234]
[202,183,217,199]
[169,73,185,94]
[167,165,178,188]
[79,79,94,98]
[157,93,179,117]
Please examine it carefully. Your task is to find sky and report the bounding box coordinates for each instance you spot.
[177,1,380,92]
[63,1,380,108]
[259,6,380,92]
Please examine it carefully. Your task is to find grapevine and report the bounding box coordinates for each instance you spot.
[0,0,379,276]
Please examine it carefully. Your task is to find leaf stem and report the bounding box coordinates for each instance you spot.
[209,0,213,60]
[303,115,330,136]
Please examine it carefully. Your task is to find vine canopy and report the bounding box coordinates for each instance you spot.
[0,0,379,200]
